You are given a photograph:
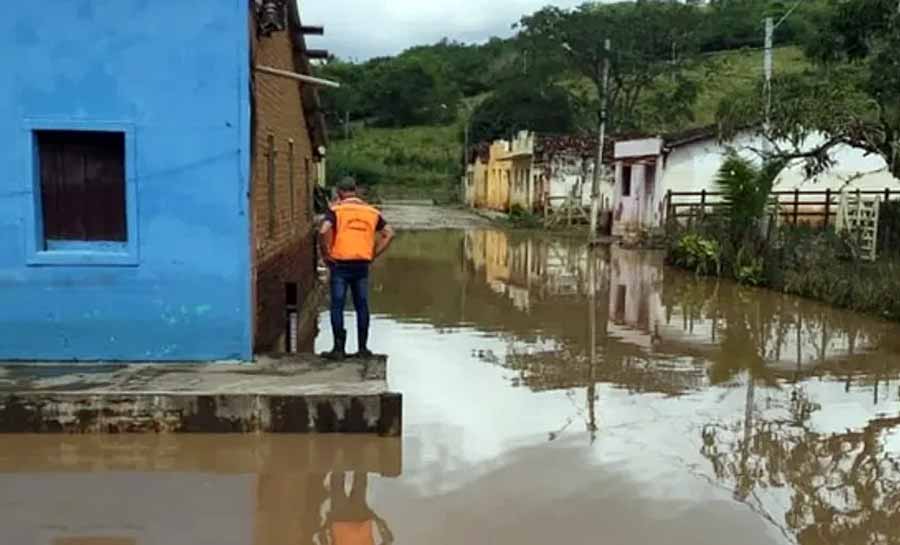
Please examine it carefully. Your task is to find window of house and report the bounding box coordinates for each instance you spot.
[24,123,138,266]
[266,134,277,238]
[288,139,296,219]
[621,165,632,197]
[37,130,126,244]
[305,157,313,220]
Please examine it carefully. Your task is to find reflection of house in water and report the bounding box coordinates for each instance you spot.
[0,437,400,545]
[608,246,666,351]
[464,230,608,313]
[458,229,900,398]
[606,247,888,374]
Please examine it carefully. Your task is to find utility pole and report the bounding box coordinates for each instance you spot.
[764,1,806,150]
[463,122,470,170]
[763,16,773,136]
[589,39,611,242]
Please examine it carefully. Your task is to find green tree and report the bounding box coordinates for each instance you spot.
[368,59,459,127]
[468,82,584,143]
[517,2,705,132]
[718,0,900,178]
[315,60,372,129]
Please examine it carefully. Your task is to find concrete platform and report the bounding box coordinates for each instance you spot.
[0,355,401,435]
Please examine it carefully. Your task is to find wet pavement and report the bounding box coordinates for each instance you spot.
[378,203,495,231]
[3,227,900,544]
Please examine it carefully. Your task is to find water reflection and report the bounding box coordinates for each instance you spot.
[368,228,900,544]
[374,229,900,389]
[0,436,399,545]
[6,229,900,545]
[701,396,900,544]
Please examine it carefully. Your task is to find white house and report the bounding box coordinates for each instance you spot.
[611,127,900,237]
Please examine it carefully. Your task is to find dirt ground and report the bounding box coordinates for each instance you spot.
[378,203,496,231]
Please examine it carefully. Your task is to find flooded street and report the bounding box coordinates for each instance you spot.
[4,227,900,544]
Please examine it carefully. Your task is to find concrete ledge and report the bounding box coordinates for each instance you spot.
[0,355,401,435]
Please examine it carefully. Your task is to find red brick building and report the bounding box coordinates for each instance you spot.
[250,1,328,353]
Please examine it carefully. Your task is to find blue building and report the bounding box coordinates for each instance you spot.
[0,1,329,361]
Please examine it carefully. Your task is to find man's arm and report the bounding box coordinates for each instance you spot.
[319,219,334,263]
[374,224,395,259]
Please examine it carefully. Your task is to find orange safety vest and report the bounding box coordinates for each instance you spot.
[330,199,381,261]
[331,520,375,545]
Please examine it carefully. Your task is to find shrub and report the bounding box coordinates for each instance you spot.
[715,153,784,249]
[670,232,722,276]
[508,205,543,229]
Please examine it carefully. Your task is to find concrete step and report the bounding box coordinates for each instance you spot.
[0,355,401,435]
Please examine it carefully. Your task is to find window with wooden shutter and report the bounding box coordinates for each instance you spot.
[37,130,127,243]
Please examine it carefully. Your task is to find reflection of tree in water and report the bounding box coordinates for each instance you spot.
[661,272,900,384]
[701,389,900,545]
[687,277,900,544]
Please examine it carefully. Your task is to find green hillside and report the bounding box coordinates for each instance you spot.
[329,46,812,200]
[692,46,809,126]
[329,125,461,201]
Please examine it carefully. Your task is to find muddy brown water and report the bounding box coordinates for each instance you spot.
[3,228,900,544]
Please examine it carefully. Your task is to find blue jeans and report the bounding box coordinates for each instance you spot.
[329,262,370,350]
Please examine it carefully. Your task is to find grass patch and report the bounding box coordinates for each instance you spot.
[329,125,462,201]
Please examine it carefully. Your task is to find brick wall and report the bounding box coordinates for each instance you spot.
[250,13,319,353]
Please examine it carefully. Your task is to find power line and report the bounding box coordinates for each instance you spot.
[774,0,807,30]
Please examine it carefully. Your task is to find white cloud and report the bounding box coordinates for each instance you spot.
[299,0,586,61]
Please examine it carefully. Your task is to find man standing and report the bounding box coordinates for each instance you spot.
[319,178,394,359]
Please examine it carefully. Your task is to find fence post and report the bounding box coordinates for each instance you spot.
[793,188,800,226]
[665,190,673,235]
[824,188,831,229]
[700,189,707,220]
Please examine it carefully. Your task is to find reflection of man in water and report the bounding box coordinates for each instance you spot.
[316,471,393,545]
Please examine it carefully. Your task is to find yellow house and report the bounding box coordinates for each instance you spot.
[508,132,537,211]
[486,141,513,211]
[467,131,607,215]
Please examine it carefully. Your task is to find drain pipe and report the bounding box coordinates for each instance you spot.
[254,65,341,88]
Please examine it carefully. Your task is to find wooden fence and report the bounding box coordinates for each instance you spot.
[665,188,899,232]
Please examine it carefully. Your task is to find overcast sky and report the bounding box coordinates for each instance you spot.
[301,0,586,61]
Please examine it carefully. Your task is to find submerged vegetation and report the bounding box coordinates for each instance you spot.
[668,154,900,321]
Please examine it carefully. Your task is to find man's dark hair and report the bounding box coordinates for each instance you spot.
[337,177,358,192]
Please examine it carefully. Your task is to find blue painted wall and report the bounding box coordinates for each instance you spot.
[0,0,253,361]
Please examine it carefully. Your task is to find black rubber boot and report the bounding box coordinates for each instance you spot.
[322,329,346,361]
[355,327,374,359]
